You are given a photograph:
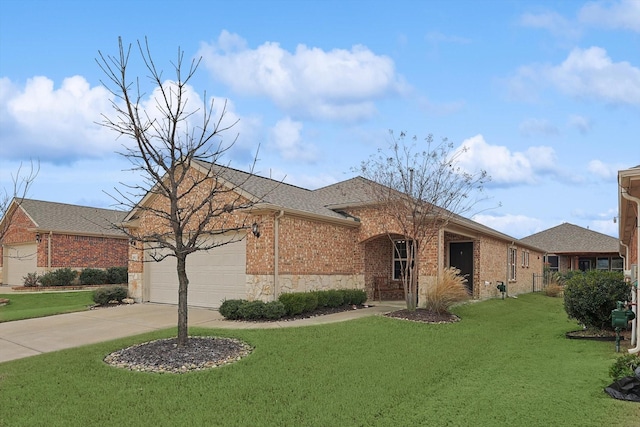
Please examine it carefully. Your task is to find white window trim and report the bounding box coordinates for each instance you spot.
[509,247,517,282]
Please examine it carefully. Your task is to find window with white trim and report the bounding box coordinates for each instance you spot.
[509,247,517,281]
[393,239,414,280]
[521,250,530,268]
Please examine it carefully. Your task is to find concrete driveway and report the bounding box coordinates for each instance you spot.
[0,302,398,363]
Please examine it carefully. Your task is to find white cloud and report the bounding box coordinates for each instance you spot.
[269,117,318,162]
[519,10,581,39]
[198,31,407,122]
[0,76,116,162]
[510,47,640,106]
[579,0,640,32]
[455,135,558,186]
[567,114,592,134]
[472,213,545,239]
[519,118,559,137]
[587,159,625,180]
[0,75,257,165]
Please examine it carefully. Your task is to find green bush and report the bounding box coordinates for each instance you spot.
[219,299,247,320]
[237,300,267,320]
[79,268,107,285]
[106,267,128,284]
[609,353,640,381]
[39,268,77,287]
[278,293,307,316]
[563,271,631,330]
[303,292,319,312]
[325,289,344,308]
[92,286,128,305]
[340,289,367,305]
[263,301,287,320]
[314,291,331,307]
[22,272,40,287]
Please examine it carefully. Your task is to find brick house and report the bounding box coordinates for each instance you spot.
[520,223,623,273]
[0,199,129,286]
[125,162,544,308]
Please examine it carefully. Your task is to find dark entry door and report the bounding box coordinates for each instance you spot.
[449,242,473,293]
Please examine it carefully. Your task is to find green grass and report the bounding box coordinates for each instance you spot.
[1,294,638,426]
[0,291,94,322]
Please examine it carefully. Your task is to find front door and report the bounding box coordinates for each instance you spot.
[449,242,474,294]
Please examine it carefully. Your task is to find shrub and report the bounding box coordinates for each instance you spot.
[22,272,40,287]
[39,268,77,287]
[609,353,640,381]
[106,267,128,284]
[324,289,344,308]
[219,299,247,320]
[237,300,267,320]
[563,271,630,330]
[303,292,318,312]
[340,289,367,306]
[279,293,308,316]
[263,301,287,320]
[92,285,128,305]
[79,268,107,285]
[424,267,470,314]
[543,283,563,298]
[314,291,331,308]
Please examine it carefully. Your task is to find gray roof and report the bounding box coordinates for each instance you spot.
[17,199,127,238]
[167,161,541,248]
[520,222,618,254]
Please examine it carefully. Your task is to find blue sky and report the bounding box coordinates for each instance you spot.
[1,0,638,239]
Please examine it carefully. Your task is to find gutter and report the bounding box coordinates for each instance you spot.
[274,210,284,300]
[621,186,640,354]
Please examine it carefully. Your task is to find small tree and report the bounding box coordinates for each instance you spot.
[358,131,488,310]
[563,270,631,330]
[97,38,262,346]
[1,161,39,241]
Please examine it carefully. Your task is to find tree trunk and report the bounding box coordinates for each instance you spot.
[176,255,189,347]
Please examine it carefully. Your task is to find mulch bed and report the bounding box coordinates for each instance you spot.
[384,308,460,324]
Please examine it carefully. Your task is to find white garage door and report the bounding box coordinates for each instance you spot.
[3,244,37,286]
[146,236,247,309]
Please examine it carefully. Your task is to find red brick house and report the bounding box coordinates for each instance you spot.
[0,199,129,286]
[125,162,544,308]
[520,223,623,273]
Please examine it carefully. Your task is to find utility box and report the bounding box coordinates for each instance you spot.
[496,281,506,299]
[611,301,635,329]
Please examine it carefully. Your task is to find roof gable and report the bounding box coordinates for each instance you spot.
[520,222,618,254]
[15,199,127,237]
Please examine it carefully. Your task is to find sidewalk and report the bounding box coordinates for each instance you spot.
[0,301,402,363]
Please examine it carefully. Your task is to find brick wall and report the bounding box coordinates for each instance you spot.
[0,204,127,273]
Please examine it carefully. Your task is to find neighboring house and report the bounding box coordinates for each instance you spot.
[0,199,129,286]
[521,222,622,273]
[619,165,640,279]
[125,162,544,309]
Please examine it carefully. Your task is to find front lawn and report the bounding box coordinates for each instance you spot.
[0,291,94,322]
[0,293,637,426]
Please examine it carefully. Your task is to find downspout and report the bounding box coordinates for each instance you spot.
[47,231,52,271]
[620,241,635,346]
[621,187,640,354]
[274,210,284,301]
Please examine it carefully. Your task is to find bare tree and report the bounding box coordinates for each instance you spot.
[97,37,260,346]
[1,160,39,241]
[358,131,488,310]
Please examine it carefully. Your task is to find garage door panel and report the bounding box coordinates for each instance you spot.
[147,236,246,309]
[4,244,37,286]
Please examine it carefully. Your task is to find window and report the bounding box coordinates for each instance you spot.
[612,257,624,271]
[597,257,610,270]
[545,255,559,272]
[393,240,414,280]
[509,247,517,281]
[522,250,530,268]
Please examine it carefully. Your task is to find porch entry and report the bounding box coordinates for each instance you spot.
[449,241,473,293]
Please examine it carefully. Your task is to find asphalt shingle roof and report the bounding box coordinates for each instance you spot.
[17,199,127,237]
[520,222,618,254]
